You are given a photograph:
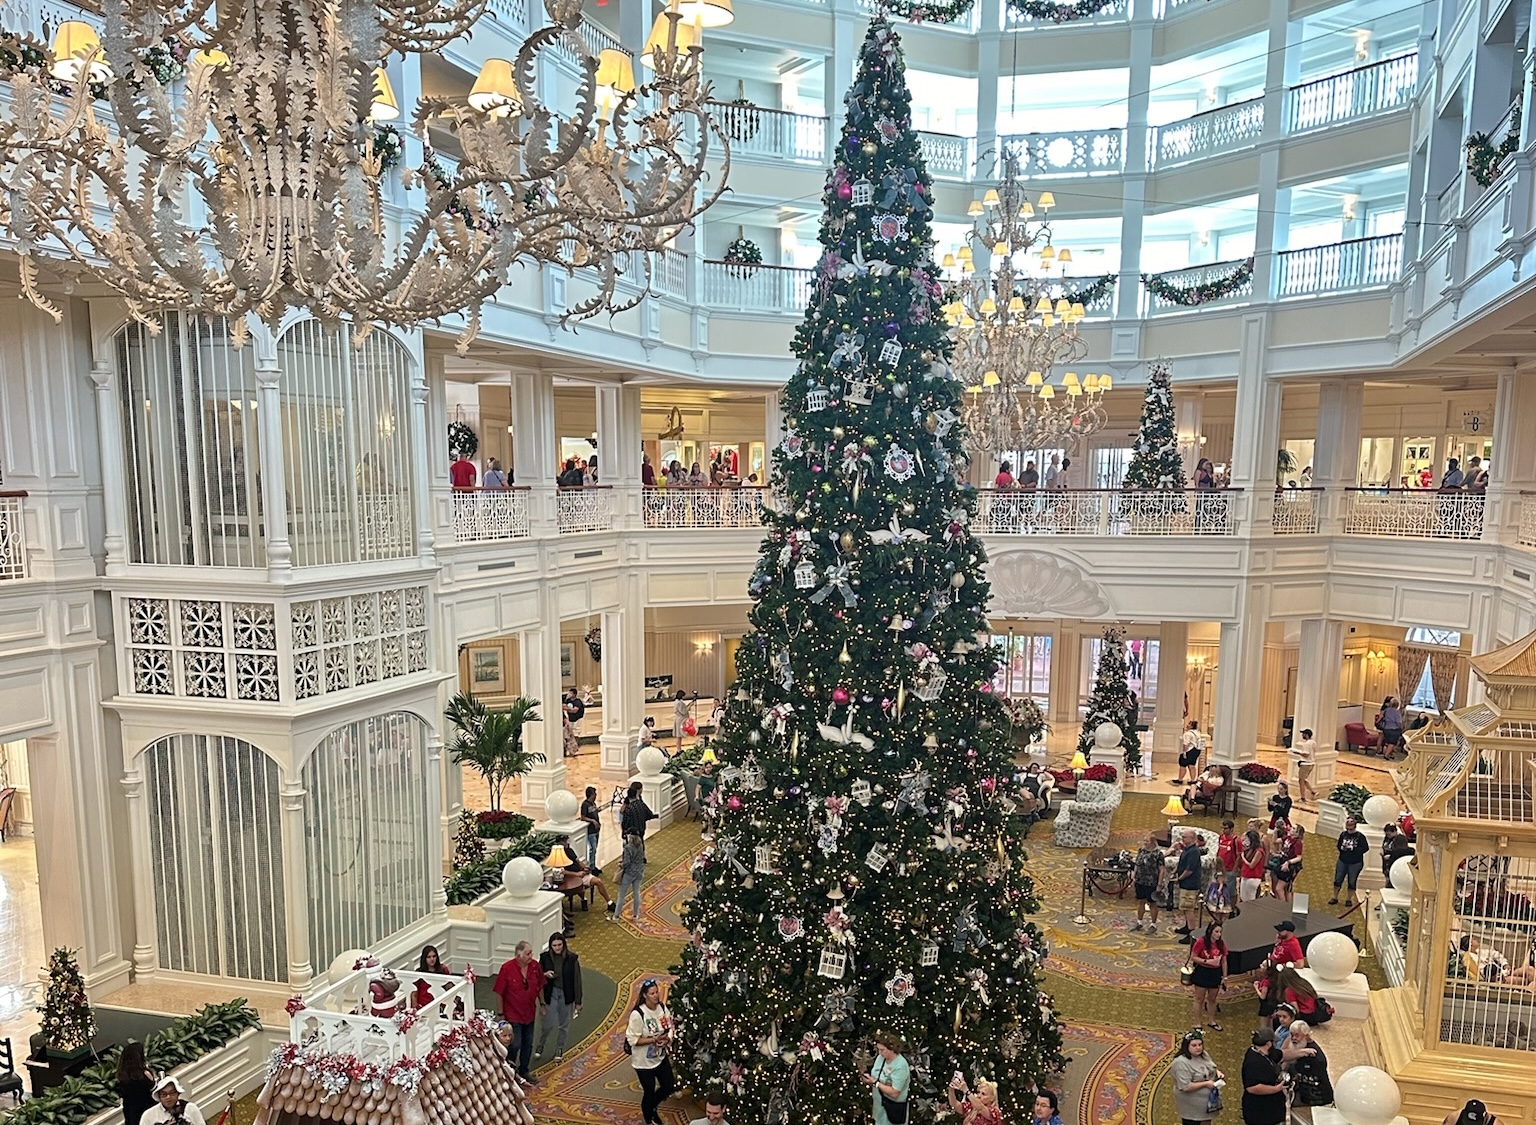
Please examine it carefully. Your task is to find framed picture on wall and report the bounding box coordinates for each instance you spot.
[469,645,506,695]
[560,643,575,683]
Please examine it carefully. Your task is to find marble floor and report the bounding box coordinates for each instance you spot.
[0,836,45,1054]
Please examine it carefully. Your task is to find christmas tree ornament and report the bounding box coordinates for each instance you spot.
[852,178,875,206]
[845,372,878,406]
[880,339,904,365]
[884,968,917,1006]
[806,384,830,412]
[882,446,918,482]
[776,915,805,941]
[871,212,909,242]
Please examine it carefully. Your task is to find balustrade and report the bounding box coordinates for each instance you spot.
[642,486,768,529]
[293,969,475,1060]
[708,102,826,164]
[1517,494,1536,550]
[1271,488,1321,534]
[1274,234,1403,298]
[917,131,973,180]
[1006,0,1126,23]
[556,486,614,533]
[975,488,1237,536]
[1143,258,1254,314]
[1148,98,1264,169]
[0,493,27,580]
[1343,489,1486,540]
[451,488,532,543]
[1000,129,1125,177]
[1284,54,1418,134]
[700,261,815,312]
[653,248,690,300]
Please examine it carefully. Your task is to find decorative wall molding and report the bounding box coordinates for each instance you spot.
[987,550,1113,619]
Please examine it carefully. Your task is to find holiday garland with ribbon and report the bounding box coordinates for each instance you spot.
[372,125,404,172]
[264,1009,498,1098]
[447,419,479,460]
[1035,272,1115,311]
[873,0,1121,22]
[1466,105,1523,188]
[1142,257,1254,307]
[723,233,764,279]
[0,29,186,98]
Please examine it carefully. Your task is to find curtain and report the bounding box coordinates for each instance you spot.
[1429,650,1459,712]
[1397,646,1430,704]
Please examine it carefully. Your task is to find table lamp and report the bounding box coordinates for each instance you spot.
[1162,793,1187,840]
[544,843,574,869]
[701,747,718,765]
[1069,750,1088,773]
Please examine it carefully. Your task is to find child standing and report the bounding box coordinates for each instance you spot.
[612,831,647,921]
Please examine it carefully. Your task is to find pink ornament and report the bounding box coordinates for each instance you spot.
[832,687,851,705]
[727,795,743,811]
[837,182,853,200]
[980,682,993,694]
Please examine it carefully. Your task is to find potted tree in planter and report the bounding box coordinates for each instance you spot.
[39,947,96,1063]
[445,693,544,837]
[1233,762,1282,816]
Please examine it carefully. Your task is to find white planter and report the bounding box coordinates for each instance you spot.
[1234,778,1279,817]
[1315,798,1349,839]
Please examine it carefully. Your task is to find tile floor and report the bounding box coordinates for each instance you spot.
[0,837,45,1054]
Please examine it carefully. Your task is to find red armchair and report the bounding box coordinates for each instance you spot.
[1344,723,1381,755]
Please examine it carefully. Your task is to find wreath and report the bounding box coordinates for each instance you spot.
[1142,257,1253,307]
[447,420,479,460]
[875,0,976,23]
[1466,106,1522,188]
[371,124,404,172]
[723,96,760,142]
[723,234,763,279]
[1005,0,1121,21]
[584,626,602,663]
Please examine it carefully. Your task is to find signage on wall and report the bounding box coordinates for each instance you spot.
[1462,410,1484,434]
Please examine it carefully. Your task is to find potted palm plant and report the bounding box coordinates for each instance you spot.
[445,692,544,815]
[1276,448,1298,487]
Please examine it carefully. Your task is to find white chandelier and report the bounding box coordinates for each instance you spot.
[943,154,1109,455]
[0,0,729,346]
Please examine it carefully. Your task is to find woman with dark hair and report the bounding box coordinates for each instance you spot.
[536,932,582,1063]
[1277,967,1330,1023]
[1443,1101,1501,1125]
[1030,1089,1063,1125]
[621,781,657,838]
[1267,782,1293,831]
[417,945,447,974]
[1190,922,1228,1031]
[1239,830,1268,902]
[626,979,676,1125]
[116,1041,157,1125]
[1271,825,1304,904]
[861,1031,910,1125]
[1170,1030,1223,1125]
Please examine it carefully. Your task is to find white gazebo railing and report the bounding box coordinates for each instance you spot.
[1148,98,1264,169]
[557,486,614,533]
[1518,493,1536,549]
[0,492,27,580]
[1284,53,1418,133]
[976,489,1238,536]
[451,488,532,543]
[1271,488,1322,534]
[700,262,815,312]
[1274,234,1403,298]
[708,102,826,164]
[1000,129,1126,177]
[1343,489,1486,540]
[917,131,973,179]
[642,487,768,529]
[293,969,475,1060]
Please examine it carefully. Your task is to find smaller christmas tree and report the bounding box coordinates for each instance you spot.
[1077,627,1142,770]
[1122,362,1183,491]
[38,947,95,1053]
[452,808,485,870]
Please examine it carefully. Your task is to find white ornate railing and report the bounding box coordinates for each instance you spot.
[295,969,474,1060]
[577,15,625,59]
[918,131,973,179]
[1148,98,1264,169]
[1274,234,1403,298]
[1516,494,1536,549]
[1343,489,1486,540]
[653,248,689,299]
[708,102,826,163]
[1143,258,1254,314]
[1007,0,1126,23]
[976,488,1238,536]
[451,488,531,543]
[1000,129,1125,177]
[0,493,27,580]
[482,0,527,30]
[642,486,768,529]
[1284,54,1418,133]
[1271,488,1321,534]
[556,486,614,533]
[700,261,815,312]
[358,494,414,560]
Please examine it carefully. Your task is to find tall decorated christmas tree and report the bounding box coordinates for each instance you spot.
[1076,627,1141,770]
[669,19,1066,1125]
[1121,361,1183,490]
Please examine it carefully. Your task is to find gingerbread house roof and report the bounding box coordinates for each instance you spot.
[255,1029,532,1125]
[1469,629,1536,682]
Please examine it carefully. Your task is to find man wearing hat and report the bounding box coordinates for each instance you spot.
[1240,1029,1288,1125]
[142,1077,207,1125]
[1267,920,1304,969]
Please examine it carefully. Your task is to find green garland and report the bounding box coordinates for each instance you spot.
[1466,105,1522,188]
[872,0,976,25]
[723,97,760,142]
[447,419,479,460]
[1142,256,1253,307]
[1005,0,1122,22]
[723,234,763,279]
[0,30,185,99]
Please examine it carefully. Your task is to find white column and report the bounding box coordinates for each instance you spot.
[512,371,557,534]
[765,392,786,453]
[278,778,313,990]
[825,0,858,163]
[426,736,448,916]
[1313,379,1363,533]
[120,769,158,976]
[408,340,435,563]
[1251,0,1295,300]
[1116,7,1154,320]
[1153,620,1188,772]
[1294,619,1346,751]
[87,359,130,575]
[1211,585,1271,765]
[975,0,1001,176]
[596,384,642,529]
[1485,369,1536,543]
[1174,392,1204,481]
[253,349,294,581]
[599,573,648,781]
[1228,316,1283,529]
[521,594,568,810]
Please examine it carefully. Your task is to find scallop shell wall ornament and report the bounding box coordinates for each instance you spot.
[986,550,1111,619]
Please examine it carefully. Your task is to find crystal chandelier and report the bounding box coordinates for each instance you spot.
[942,154,1110,456]
[0,0,729,346]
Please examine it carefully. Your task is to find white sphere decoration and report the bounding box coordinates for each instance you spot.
[329,948,372,980]
[1333,1067,1402,1125]
[1362,794,1399,829]
[1093,722,1122,750]
[545,788,579,823]
[636,746,668,777]
[1305,931,1361,982]
[502,855,545,898]
[1389,855,1415,893]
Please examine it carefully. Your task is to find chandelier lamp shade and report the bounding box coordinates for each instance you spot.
[0,0,732,347]
[944,155,1108,456]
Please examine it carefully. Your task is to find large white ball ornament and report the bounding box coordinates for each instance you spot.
[502,855,545,898]
[1305,931,1360,982]
[1334,1067,1401,1125]
[329,949,372,980]
[636,746,668,777]
[1094,722,1122,751]
[1362,794,1399,829]
[1389,855,1415,893]
[545,788,579,823]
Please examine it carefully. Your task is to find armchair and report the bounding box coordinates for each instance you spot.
[1344,723,1381,756]
[1053,779,1124,849]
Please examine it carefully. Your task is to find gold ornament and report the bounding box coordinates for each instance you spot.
[839,531,856,552]
[839,643,853,665]
[951,573,966,588]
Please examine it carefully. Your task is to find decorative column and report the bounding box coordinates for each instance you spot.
[824,0,858,163]
[1153,620,1188,774]
[1115,0,1155,322]
[596,384,642,529]
[1211,584,1271,766]
[407,333,436,564]
[1251,0,1297,300]
[87,359,130,575]
[765,392,786,453]
[252,331,294,582]
[1484,369,1536,544]
[1174,392,1204,481]
[120,769,158,976]
[974,0,1001,177]
[1294,619,1346,750]
[426,735,449,916]
[520,593,568,810]
[278,778,313,990]
[511,370,558,534]
[599,573,647,781]
[1313,379,1363,534]
[1227,316,1283,530]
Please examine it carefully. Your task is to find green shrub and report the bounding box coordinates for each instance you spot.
[445,831,558,905]
[475,810,534,839]
[1328,783,1373,819]
[663,742,709,778]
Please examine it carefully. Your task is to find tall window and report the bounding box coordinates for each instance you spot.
[278,323,415,566]
[303,713,434,971]
[143,735,286,981]
[1406,628,1461,709]
[990,633,1052,702]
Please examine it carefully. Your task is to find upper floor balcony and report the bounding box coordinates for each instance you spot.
[0,492,28,582]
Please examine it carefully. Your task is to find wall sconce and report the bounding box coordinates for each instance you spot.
[695,639,715,655]
[1342,194,1359,222]
[1366,648,1387,662]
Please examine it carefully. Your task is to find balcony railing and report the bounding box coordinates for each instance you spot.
[708,102,826,164]
[1343,489,1486,540]
[642,486,768,529]
[1271,488,1321,534]
[918,131,973,179]
[1007,0,1126,24]
[976,488,1238,536]
[0,492,27,580]
[1284,54,1418,134]
[1274,234,1404,298]
[700,261,814,312]
[1517,493,1536,550]
[451,487,532,543]
[1148,98,1264,169]
[653,247,689,300]
[1144,258,1254,315]
[1000,128,1125,177]
[556,485,614,533]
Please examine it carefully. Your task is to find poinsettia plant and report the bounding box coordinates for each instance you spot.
[1236,762,1281,783]
[1081,763,1118,783]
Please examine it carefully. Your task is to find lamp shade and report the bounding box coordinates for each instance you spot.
[469,59,523,115]
[1037,190,1056,209]
[544,843,574,869]
[1069,750,1088,770]
[982,188,1001,207]
[1162,794,1187,817]
[701,747,718,765]
[192,47,230,69]
[941,252,956,268]
[967,200,984,217]
[642,13,701,69]
[596,48,636,100]
[51,21,111,84]
[1057,247,1073,263]
[369,68,400,122]
[672,0,734,27]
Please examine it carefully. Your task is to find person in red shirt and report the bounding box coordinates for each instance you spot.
[1216,819,1241,913]
[493,941,545,1082]
[1267,920,1304,969]
[450,453,477,490]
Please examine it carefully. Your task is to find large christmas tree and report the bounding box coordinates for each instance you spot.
[669,19,1065,1125]
[1121,361,1183,490]
[1076,627,1141,770]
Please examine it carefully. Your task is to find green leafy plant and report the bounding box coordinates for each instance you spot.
[1143,257,1254,307]
[475,809,534,840]
[1466,106,1522,188]
[447,419,479,460]
[1276,448,1298,487]
[445,692,543,812]
[663,742,710,778]
[1327,782,1373,820]
[444,831,558,905]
